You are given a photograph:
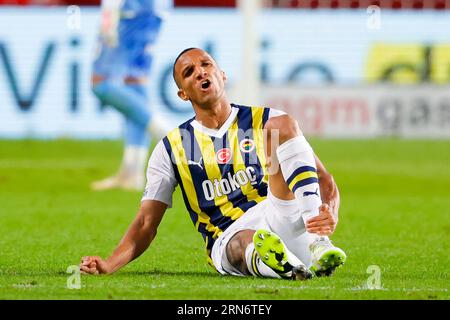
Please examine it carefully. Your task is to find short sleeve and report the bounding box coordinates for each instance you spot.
[269,108,287,119]
[141,140,178,207]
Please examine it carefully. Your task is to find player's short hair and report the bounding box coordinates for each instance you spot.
[172,47,199,87]
[172,47,201,85]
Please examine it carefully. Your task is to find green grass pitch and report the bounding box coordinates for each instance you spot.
[0,138,448,300]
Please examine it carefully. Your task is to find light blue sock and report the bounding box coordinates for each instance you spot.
[92,80,151,128]
[125,84,151,148]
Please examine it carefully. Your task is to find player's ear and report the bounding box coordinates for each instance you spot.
[177,89,189,101]
[222,70,227,82]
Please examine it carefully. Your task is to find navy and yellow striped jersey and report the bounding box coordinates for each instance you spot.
[162,104,271,259]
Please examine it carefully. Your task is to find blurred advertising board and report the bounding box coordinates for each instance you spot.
[0,7,449,138]
[263,85,450,138]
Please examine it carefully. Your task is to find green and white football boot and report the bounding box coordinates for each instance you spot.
[253,229,313,281]
[309,236,346,277]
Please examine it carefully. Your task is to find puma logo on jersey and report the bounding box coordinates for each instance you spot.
[202,167,257,201]
[303,188,319,197]
[188,157,203,170]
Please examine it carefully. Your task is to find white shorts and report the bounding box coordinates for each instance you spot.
[211,190,316,275]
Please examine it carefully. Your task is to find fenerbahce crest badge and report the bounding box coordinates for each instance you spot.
[240,139,255,153]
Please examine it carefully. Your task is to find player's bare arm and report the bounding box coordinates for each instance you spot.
[305,155,341,236]
[80,200,167,274]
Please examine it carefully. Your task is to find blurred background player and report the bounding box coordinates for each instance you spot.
[91,0,173,191]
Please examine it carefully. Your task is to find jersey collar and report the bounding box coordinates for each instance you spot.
[190,106,239,138]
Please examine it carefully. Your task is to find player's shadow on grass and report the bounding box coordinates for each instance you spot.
[116,270,218,279]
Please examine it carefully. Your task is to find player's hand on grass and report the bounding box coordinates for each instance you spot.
[80,256,110,275]
[305,203,337,236]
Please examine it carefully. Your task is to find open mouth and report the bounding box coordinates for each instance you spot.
[201,79,211,90]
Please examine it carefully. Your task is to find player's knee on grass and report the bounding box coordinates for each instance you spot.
[226,230,255,275]
[265,114,301,146]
